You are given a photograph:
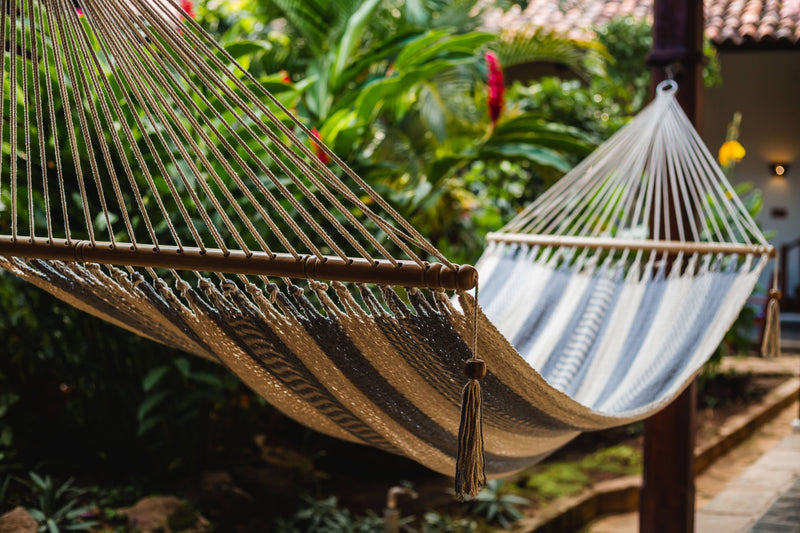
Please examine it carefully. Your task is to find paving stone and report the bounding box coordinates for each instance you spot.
[752,450,800,474]
[747,477,800,533]
[748,523,800,533]
[696,512,755,533]
[701,486,781,516]
[736,468,797,489]
[774,434,800,450]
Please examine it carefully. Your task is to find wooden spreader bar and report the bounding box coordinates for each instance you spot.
[0,236,479,291]
[486,232,776,257]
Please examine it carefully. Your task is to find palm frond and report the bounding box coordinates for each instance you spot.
[429,0,484,31]
[268,0,363,54]
[492,28,607,78]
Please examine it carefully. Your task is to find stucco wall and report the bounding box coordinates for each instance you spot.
[702,50,800,300]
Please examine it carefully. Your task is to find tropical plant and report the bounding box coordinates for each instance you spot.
[420,511,477,532]
[135,356,238,472]
[0,376,18,466]
[210,0,601,264]
[464,478,529,529]
[524,444,643,502]
[517,16,722,142]
[20,473,98,533]
[275,494,386,533]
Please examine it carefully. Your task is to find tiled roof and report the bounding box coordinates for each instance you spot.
[481,0,800,47]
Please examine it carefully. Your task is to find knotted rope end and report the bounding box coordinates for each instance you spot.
[454,357,487,500]
[761,288,782,357]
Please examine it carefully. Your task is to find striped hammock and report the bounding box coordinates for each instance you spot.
[0,0,774,496]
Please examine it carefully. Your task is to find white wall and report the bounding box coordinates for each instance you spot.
[702,50,800,301]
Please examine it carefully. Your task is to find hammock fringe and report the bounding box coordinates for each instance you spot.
[761,290,782,357]
[455,358,487,500]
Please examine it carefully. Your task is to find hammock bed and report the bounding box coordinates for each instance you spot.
[0,0,774,495]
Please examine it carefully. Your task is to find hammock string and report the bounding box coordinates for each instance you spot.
[143,0,450,269]
[81,2,220,252]
[58,0,145,248]
[128,0,400,266]
[10,0,18,239]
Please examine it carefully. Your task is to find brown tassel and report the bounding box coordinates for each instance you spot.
[761,288,782,357]
[454,358,487,500]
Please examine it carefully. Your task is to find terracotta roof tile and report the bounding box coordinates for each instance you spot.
[481,0,800,46]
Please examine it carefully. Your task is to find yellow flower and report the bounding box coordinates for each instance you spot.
[718,140,746,167]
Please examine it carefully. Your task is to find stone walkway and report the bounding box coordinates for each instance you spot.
[748,476,800,533]
[698,432,800,532]
[583,398,800,533]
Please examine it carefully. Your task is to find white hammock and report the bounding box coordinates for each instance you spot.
[477,82,770,415]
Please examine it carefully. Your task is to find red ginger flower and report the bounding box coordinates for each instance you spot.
[485,51,505,126]
[280,70,291,84]
[181,0,196,19]
[311,128,331,165]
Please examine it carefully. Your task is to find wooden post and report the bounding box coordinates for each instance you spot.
[641,0,704,532]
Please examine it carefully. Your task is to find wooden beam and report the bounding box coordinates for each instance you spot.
[485,233,775,257]
[641,0,704,531]
[0,236,479,291]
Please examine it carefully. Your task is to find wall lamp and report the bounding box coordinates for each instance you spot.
[769,162,790,177]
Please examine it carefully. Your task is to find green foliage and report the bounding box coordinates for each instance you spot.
[703,182,770,377]
[275,495,479,533]
[275,495,386,533]
[421,511,476,532]
[525,463,590,500]
[0,377,18,466]
[492,27,605,74]
[518,16,723,142]
[581,444,642,475]
[135,356,232,472]
[17,473,98,532]
[225,0,599,265]
[464,478,529,529]
[0,270,258,478]
[525,445,642,501]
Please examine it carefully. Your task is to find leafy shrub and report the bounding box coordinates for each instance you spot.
[6,473,98,532]
[421,511,477,532]
[275,495,385,533]
[0,272,264,480]
[525,445,642,500]
[581,445,642,475]
[525,463,590,500]
[465,478,529,529]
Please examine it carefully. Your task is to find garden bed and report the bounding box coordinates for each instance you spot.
[0,364,794,533]
[140,369,796,531]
